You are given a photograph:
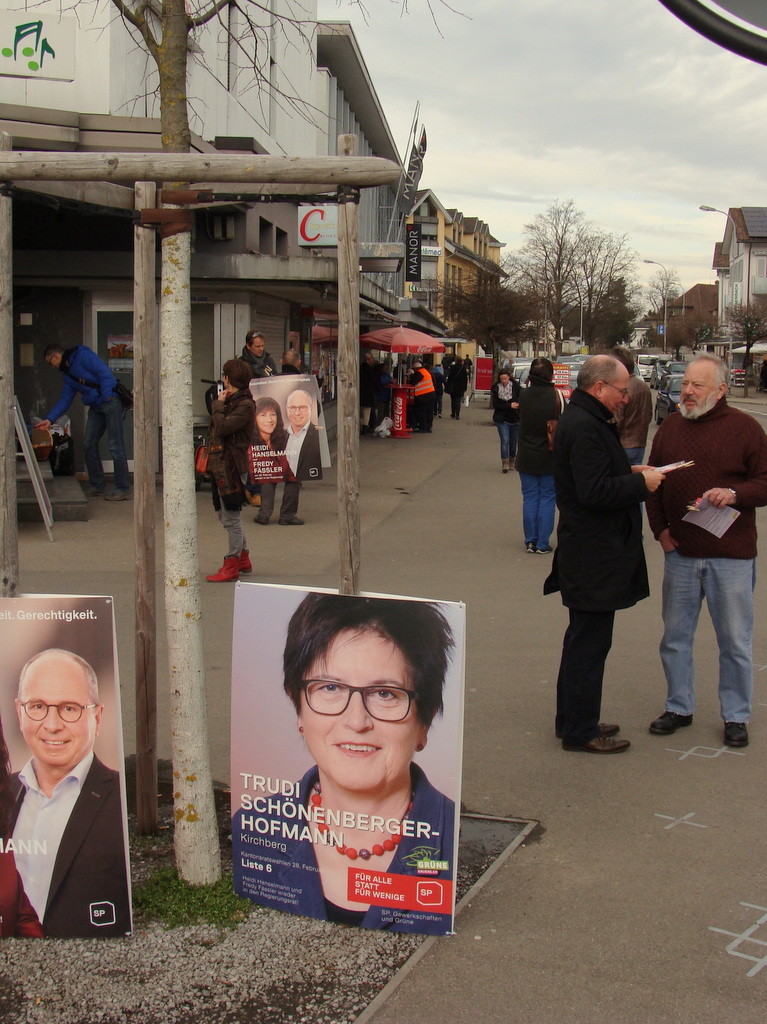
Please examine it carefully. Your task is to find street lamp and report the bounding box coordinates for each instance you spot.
[644,258,669,354]
[700,203,744,317]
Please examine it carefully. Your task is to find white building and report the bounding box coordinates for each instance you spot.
[710,207,767,321]
[0,1,419,455]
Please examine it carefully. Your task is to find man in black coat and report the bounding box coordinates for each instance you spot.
[10,648,131,936]
[544,356,664,753]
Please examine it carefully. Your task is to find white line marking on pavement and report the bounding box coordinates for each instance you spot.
[654,811,708,830]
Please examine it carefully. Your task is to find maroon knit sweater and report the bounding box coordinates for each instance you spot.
[646,398,767,558]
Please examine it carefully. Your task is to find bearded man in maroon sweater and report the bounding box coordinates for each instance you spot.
[646,354,767,748]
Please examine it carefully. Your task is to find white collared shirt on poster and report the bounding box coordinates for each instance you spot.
[285,423,308,477]
[11,751,95,919]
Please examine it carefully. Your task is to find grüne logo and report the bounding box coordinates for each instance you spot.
[1,20,55,72]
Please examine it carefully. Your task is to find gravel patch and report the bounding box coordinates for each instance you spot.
[0,765,529,1024]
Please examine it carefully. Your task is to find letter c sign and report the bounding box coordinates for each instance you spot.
[299,208,325,243]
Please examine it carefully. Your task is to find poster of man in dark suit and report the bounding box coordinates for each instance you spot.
[1,598,131,938]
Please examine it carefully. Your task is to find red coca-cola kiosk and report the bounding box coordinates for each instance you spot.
[389,382,414,438]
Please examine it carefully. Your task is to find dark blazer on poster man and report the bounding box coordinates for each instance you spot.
[11,755,131,938]
[294,421,322,481]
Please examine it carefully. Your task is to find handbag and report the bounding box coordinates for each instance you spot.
[194,444,209,474]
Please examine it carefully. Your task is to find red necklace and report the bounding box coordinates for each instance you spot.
[311,787,413,861]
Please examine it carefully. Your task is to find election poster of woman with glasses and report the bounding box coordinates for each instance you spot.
[0,596,131,938]
[230,584,465,936]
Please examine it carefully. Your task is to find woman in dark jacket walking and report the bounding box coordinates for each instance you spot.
[491,368,520,472]
[206,358,256,582]
[516,357,562,553]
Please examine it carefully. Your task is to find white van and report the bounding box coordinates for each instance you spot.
[636,354,668,383]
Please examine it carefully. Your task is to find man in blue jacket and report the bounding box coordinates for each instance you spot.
[38,344,130,500]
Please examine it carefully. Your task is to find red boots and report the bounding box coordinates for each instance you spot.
[206,555,240,582]
[205,551,251,582]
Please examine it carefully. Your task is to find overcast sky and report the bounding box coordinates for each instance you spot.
[319,0,767,298]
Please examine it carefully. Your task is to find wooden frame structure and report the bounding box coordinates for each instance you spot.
[0,136,400,826]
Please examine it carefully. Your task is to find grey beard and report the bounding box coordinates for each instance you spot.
[679,392,718,420]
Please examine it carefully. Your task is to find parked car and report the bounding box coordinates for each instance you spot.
[655,374,684,424]
[656,361,687,392]
[512,359,532,383]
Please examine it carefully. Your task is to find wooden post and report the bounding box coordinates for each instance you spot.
[0,132,18,598]
[133,182,159,832]
[336,135,361,596]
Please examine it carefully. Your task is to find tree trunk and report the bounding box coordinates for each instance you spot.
[160,229,220,884]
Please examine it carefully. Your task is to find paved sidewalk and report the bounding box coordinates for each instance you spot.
[15,392,767,1023]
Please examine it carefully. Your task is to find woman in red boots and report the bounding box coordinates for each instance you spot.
[206,358,256,582]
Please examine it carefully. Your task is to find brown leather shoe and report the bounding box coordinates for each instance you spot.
[562,735,630,753]
[556,722,619,740]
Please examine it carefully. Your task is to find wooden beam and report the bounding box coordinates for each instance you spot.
[336,135,361,597]
[13,179,135,210]
[0,133,17,598]
[133,181,158,834]
[0,153,400,186]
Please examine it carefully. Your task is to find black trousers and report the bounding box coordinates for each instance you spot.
[260,479,301,520]
[555,608,616,744]
[414,394,434,432]
[450,393,464,418]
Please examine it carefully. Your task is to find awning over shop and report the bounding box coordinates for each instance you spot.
[359,326,446,354]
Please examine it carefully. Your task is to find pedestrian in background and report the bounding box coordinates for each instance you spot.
[360,351,376,434]
[206,358,255,582]
[281,348,302,374]
[545,355,664,753]
[491,368,520,472]
[241,330,277,378]
[408,360,436,433]
[431,362,445,419]
[445,357,469,419]
[39,343,130,501]
[516,357,559,553]
[611,346,652,465]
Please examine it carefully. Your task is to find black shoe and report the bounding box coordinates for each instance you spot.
[556,722,619,740]
[724,721,749,747]
[526,542,536,554]
[535,546,553,553]
[649,711,693,735]
[278,516,305,526]
[254,515,270,525]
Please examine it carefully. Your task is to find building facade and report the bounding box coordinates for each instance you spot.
[0,2,415,459]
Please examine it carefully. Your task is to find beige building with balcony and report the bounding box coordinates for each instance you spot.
[405,188,504,354]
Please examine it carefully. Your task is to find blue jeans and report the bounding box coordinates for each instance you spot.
[624,446,645,466]
[660,550,755,722]
[519,473,556,549]
[496,421,519,460]
[84,395,130,493]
